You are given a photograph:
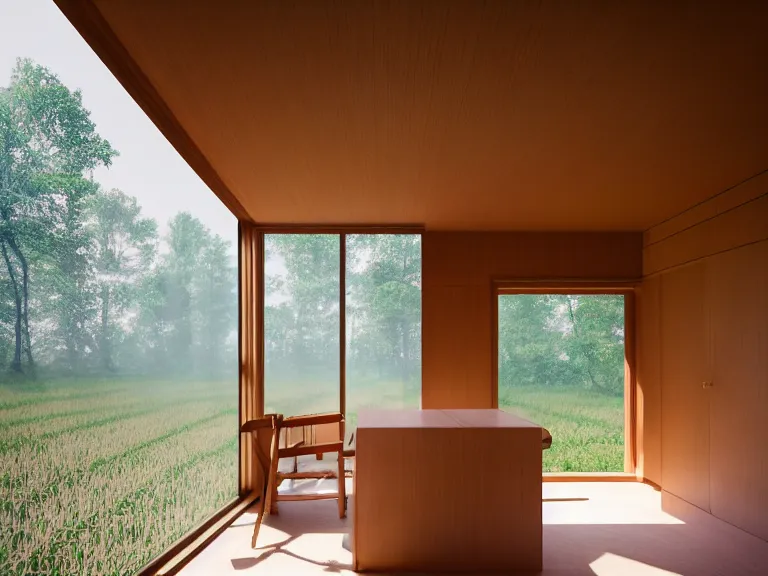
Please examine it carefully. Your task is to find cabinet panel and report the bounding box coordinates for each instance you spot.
[710,241,768,539]
[660,262,710,511]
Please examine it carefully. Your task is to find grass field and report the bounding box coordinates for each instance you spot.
[265,377,421,439]
[0,378,237,576]
[499,385,625,473]
[267,379,624,472]
[1,379,622,575]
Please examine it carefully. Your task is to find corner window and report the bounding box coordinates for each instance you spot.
[0,5,238,574]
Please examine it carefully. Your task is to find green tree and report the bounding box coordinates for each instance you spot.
[192,232,236,377]
[564,295,625,395]
[0,59,116,373]
[498,294,565,388]
[163,213,207,372]
[86,188,157,371]
[265,234,340,383]
[346,234,421,384]
[129,213,234,377]
[497,294,625,395]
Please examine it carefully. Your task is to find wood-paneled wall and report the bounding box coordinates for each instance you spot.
[639,171,768,540]
[421,231,643,409]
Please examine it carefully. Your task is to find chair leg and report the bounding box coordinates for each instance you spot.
[251,498,266,548]
[337,450,346,519]
[269,472,280,515]
[252,415,282,547]
[268,418,282,516]
[251,430,269,549]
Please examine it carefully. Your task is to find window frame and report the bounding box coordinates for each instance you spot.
[492,281,637,476]
[255,227,424,421]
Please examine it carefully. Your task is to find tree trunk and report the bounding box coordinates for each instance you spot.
[400,320,410,383]
[5,235,33,367]
[100,284,112,371]
[1,240,23,372]
[567,297,600,391]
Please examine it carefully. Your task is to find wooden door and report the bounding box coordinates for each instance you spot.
[709,241,768,539]
[660,261,710,511]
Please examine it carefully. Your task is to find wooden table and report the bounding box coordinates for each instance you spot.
[353,409,542,573]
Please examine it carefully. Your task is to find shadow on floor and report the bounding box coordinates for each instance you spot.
[229,499,353,572]
[542,523,768,575]
[231,534,350,573]
[210,495,768,576]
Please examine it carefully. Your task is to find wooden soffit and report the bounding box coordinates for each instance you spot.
[57,0,768,230]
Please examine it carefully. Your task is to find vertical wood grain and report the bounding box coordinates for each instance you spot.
[636,275,662,484]
[660,262,710,512]
[624,291,637,473]
[239,224,263,494]
[354,414,542,572]
[709,240,768,540]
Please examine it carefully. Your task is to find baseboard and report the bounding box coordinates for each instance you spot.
[661,490,768,545]
[542,472,637,482]
[641,477,662,491]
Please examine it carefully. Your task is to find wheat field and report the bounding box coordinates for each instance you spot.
[500,385,625,473]
[1,379,623,575]
[0,378,238,576]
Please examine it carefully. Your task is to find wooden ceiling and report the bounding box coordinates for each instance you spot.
[58,0,768,230]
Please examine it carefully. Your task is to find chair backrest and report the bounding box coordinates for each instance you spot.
[240,414,282,494]
[276,412,345,459]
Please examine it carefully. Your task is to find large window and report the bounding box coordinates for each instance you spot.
[0,4,238,575]
[263,233,421,437]
[497,293,627,472]
[264,234,341,416]
[346,234,421,436]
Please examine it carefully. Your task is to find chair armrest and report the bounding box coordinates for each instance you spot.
[241,415,277,433]
[542,427,553,450]
[279,441,344,458]
[282,412,343,428]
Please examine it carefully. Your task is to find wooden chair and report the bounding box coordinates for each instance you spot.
[542,427,553,450]
[269,412,347,519]
[241,413,282,548]
[342,431,356,476]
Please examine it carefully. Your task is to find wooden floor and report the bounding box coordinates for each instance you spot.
[178,481,768,575]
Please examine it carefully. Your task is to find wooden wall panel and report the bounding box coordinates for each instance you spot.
[642,172,768,536]
[660,262,710,511]
[644,170,768,247]
[422,284,493,409]
[424,231,643,287]
[238,225,263,494]
[644,193,768,276]
[421,231,642,409]
[635,275,661,484]
[709,241,768,540]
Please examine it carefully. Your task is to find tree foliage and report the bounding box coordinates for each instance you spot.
[498,294,625,395]
[0,60,236,380]
[264,234,422,391]
[1,59,117,373]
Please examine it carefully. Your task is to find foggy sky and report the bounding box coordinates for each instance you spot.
[0,0,237,252]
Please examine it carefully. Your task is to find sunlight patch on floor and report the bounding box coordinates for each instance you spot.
[590,553,683,575]
[543,482,685,525]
